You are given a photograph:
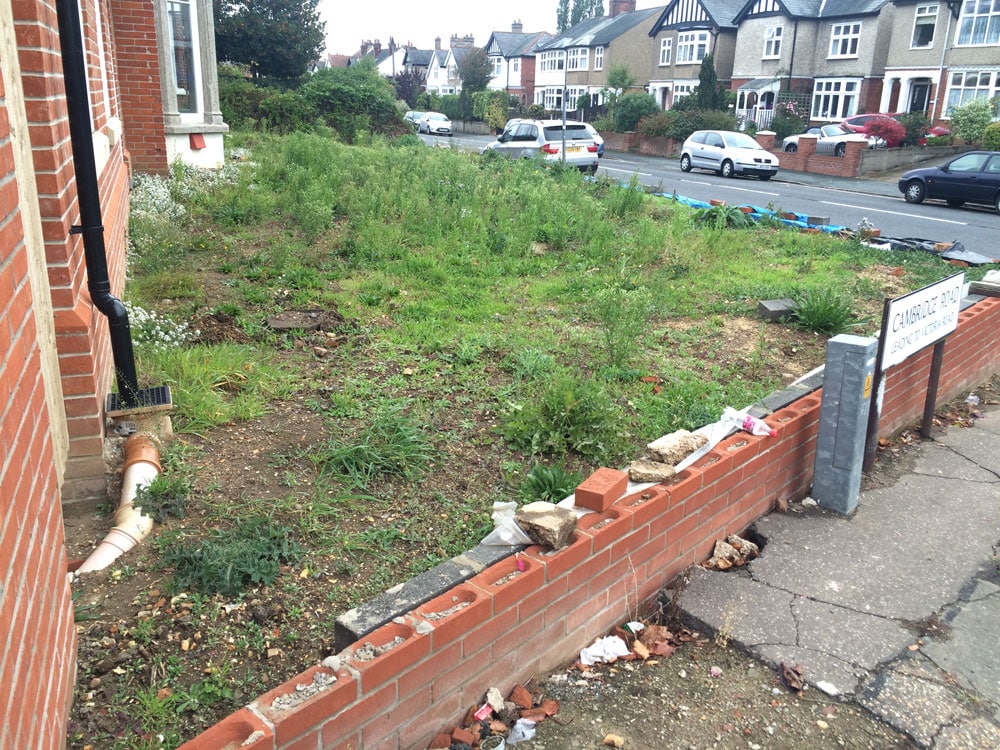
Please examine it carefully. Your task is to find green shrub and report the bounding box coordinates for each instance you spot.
[500,370,626,464]
[614,93,660,131]
[519,462,582,504]
[792,287,860,335]
[768,101,809,142]
[527,103,546,119]
[218,75,272,129]
[896,112,932,147]
[948,97,996,144]
[590,281,653,371]
[983,122,1000,151]
[134,474,191,523]
[635,108,735,141]
[439,94,463,121]
[161,516,300,596]
[258,89,318,134]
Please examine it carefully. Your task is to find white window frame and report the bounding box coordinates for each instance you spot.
[594,45,604,70]
[763,26,782,58]
[512,58,520,73]
[945,70,999,115]
[811,78,861,120]
[911,4,938,48]
[567,47,589,71]
[659,38,672,65]
[828,22,861,58]
[676,31,709,63]
[539,50,565,72]
[673,82,695,103]
[490,55,503,77]
[956,0,1000,45]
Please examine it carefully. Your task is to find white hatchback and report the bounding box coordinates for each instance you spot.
[679,130,779,180]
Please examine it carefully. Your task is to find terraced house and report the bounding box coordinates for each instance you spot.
[484,21,552,106]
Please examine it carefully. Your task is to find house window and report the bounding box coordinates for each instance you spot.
[828,22,861,57]
[945,70,998,113]
[673,82,695,103]
[677,31,709,63]
[167,0,198,112]
[911,4,938,48]
[594,46,604,70]
[763,26,782,58]
[567,47,589,71]
[957,0,1000,45]
[811,78,860,119]
[490,56,503,77]
[539,50,564,72]
[512,58,520,73]
[659,38,672,65]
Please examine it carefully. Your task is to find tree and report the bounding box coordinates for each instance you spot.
[948,96,996,144]
[393,70,423,107]
[571,0,604,27]
[214,0,325,82]
[557,0,570,32]
[693,54,729,111]
[457,48,493,93]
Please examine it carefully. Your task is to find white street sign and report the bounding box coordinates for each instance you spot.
[881,272,965,370]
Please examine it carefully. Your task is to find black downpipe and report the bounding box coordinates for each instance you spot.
[55,0,140,408]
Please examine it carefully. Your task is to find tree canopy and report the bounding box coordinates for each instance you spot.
[214,0,326,82]
[298,57,398,142]
[457,48,493,93]
[558,0,603,32]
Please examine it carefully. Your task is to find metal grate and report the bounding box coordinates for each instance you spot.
[105,385,173,416]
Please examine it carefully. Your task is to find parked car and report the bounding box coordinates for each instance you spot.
[419,112,452,136]
[483,119,600,173]
[403,110,424,127]
[898,151,1000,213]
[679,130,779,180]
[782,124,884,155]
[583,123,604,157]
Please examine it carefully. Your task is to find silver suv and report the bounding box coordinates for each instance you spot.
[484,119,600,173]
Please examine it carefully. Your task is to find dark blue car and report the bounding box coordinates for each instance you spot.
[898,151,1000,214]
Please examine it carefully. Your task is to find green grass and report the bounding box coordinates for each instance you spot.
[99,133,981,749]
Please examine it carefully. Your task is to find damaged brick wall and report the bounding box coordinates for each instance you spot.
[180,297,1000,750]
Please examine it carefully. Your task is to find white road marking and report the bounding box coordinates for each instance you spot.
[601,166,652,176]
[820,200,967,225]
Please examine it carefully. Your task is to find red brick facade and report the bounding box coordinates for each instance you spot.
[2,0,132,742]
[110,0,169,174]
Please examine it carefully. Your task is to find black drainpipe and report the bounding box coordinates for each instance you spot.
[55,0,140,409]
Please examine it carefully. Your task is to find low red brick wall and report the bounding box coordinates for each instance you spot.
[180,297,1000,750]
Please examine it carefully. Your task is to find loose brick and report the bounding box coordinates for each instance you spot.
[574,467,628,512]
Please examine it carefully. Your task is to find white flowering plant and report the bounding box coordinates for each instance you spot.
[125,302,198,351]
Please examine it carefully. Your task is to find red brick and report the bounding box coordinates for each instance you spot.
[350,621,430,693]
[523,531,591,581]
[175,708,274,750]
[468,554,545,614]
[574,467,628,512]
[577,506,634,552]
[415,585,492,650]
[254,666,356,746]
[620,485,670,526]
[460,605,517,659]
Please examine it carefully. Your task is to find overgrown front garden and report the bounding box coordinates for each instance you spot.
[67,131,971,748]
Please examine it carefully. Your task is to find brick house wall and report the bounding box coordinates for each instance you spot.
[110,0,169,174]
[179,299,1000,750]
[0,13,76,750]
[2,0,132,740]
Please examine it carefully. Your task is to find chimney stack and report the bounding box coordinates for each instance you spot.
[512,20,523,33]
[609,0,636,17]
[435,36,441,51]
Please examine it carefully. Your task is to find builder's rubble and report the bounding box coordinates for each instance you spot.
[647,430,709,464]
[704,534,760,570]
[513,502,576,549]
[627,458,677,482]
[427,680,557,749]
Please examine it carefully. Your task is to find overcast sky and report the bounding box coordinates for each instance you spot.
[319,1,664,56]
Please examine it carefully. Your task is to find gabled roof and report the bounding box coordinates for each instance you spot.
[405,49,434,67]
[449,47,476,65]
[734,0,888,23]
[431,50,448,67]
[538,6,663,50]
[486,30,553,57]
[651,0,746,33]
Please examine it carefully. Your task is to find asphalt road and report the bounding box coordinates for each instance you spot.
[425,131,1000,252]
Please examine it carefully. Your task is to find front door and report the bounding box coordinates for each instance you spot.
[909,82,930,114]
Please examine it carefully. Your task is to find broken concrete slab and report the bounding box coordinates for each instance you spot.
[627,458,677,483]
[515,502,576,549]
[646,430,707,465]
[757,298,798,322]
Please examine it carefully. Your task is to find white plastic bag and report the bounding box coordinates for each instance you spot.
[506,718,537,744]
[480,501,533,546]
[579,635,631,666]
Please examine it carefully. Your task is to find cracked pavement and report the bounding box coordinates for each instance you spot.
[678,399,1000,749]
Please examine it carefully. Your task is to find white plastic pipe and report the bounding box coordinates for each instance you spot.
[73,434,160,576]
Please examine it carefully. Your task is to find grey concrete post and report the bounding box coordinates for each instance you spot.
[812,334,879,515]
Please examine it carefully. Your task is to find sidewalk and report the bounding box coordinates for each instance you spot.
[678,399,1000,748]
[775,167,902,198]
